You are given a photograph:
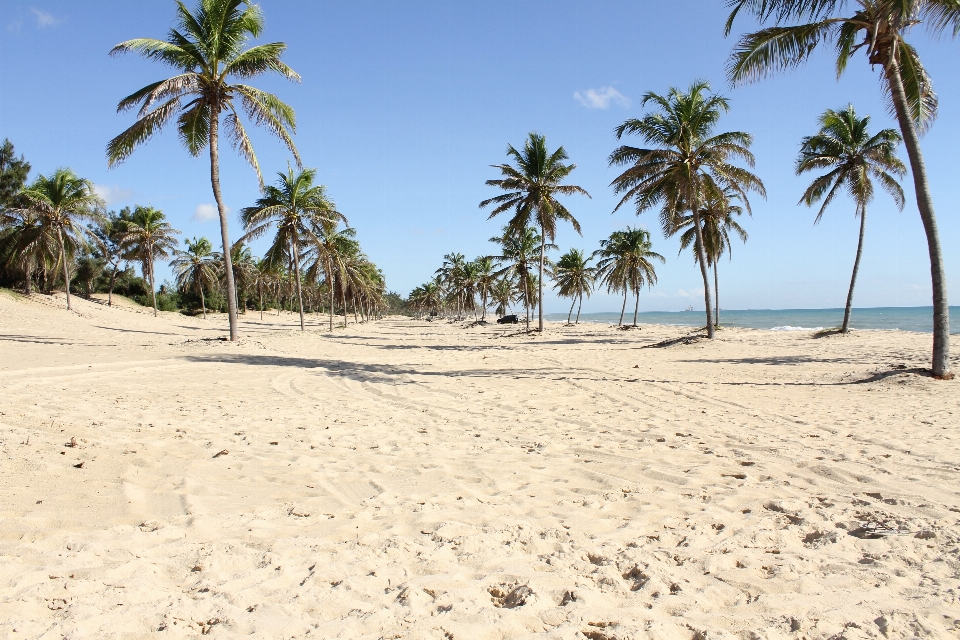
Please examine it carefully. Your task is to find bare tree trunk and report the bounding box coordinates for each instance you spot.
[208,103,239,341]
[885,57,951,378]
[108,263,119,306]
[618,290,627,326]
[690,191,715,338]
[842,206,867,333]
[57,226,72,310]
[200,286,207,319]
[575,292,583,324]
[327,260,335,331]
[259,287,263,321]
[147,252,157,317]
[633,288,640,327]
[291,238,305,331]
[567,295,575,324]
[522,269,530,331]
[23,260,32,296]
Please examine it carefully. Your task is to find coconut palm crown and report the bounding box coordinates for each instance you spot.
[107,0,301,341]
[480,132,590,332]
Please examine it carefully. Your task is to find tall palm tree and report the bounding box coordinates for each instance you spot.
[473,256,499,321]
[108,0,301,342]
[796,105,906,333]
[14,169,105,310]
[240,167,344,331]
[672,187,750,326]
[304,223,357,331]
[249,257,275,320]
[609,81,765,338]
[480,132,590,331]
[594,227,664,328]
[725,0,955,376]
[489,275,517,319]
[170,236,218,318]
[92,208,135,306]
[436,253,467,319]
[553,249,596,325]
[488,225,552,331]
[120,206,180,316]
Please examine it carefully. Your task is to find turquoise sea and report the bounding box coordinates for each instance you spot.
[545,306,960,333]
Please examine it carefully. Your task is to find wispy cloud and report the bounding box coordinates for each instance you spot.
[193,203,227,222]
[94,184,134,205]
[31,8,62,28]
[574,86,630,110]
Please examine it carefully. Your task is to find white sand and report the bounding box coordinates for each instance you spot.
[1,290,958,639]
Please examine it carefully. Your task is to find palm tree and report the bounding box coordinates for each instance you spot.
[725,1,955,376]
[436,253,467,319]
[14,169,105,309]
[488,225,552,331]
[249,257,275,320]
[473,256,499,321]
[553,249,596,325]
[594,227,664,328]
[92,208,135,306]
[240,168,343,330]
[108,0,301,341]
[609,81,764,338]
[120,206,180,316]
[304,223,357,330]
[170,236,218,318]
[672,187,750,327]
[0,208,50,295]
[796,105,906,333]
[489,275,517,319]
[480,132,590,331]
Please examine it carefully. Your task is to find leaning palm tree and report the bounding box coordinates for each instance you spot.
[14,169,105,310]
[120,206,180,316]
[724,0,955,376]
[594,227,664,328]
[553,249,596,325]
[240,167,344,331]
[170,236,218,318]
[796,105,905,333]
[672,186,750,326]
[480,132,590,331]
[609,81,765,338]
[108,0,301,341]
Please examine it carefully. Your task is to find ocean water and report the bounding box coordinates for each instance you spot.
[545,306,960,333]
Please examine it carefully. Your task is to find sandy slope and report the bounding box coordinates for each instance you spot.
[0,290,958,639]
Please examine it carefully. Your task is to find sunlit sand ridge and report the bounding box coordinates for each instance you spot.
[0,292,957,638]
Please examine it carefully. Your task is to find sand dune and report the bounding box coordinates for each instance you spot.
[1,290,958,639]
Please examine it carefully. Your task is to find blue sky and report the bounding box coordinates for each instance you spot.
[2,0,957,313]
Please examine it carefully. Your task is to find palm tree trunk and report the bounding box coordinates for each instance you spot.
[522,269,530,331]
[200,286,207,319]
[538,228,546,331]
[23,260,32,295]
[291,238,305,331]
[690,193,715,338]
[57,226,71,311]
[885,57,951,378]
[147,252,157,317]
[576,292,583,324]
[841,206,867,333]
[327,259,335,331]
[633,288,640,327]
[108,263,119,306]
[259,286,263,321]
[567,295,575,324]
[714,261,719,327]
[208,103,239,341]
[619,290,627,326]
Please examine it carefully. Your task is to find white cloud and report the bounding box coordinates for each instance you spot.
[31,8,62,27]
[93,184,134,205]
[574,86,630,110]
[193,203,228,222]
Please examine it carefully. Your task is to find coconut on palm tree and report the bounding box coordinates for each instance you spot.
[120,206,180,316]
[13,169,105,309]
[594,227,664,328]
[609,81,764,338]
[108,0,301,341]
[552,249,596,325]
[672,186,750,327]
[240,167,344,331]
[170,236,218,318]
[480,132,590,332]
[724,0,955,376]
[796,105,905,333]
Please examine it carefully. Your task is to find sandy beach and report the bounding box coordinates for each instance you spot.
[1,290,957,639]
